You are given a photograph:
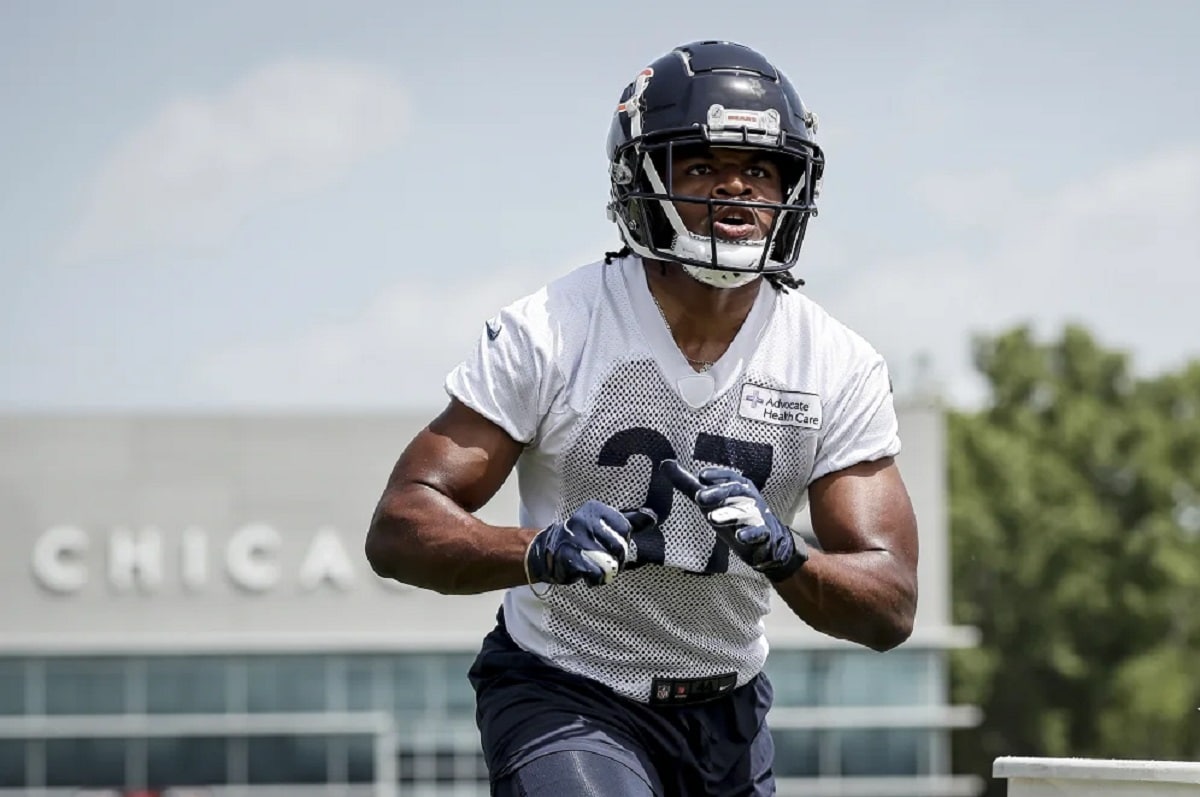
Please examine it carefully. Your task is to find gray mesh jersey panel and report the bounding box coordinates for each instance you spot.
[535,350,818,701]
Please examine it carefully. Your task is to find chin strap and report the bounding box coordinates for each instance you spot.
[681,263,760,288]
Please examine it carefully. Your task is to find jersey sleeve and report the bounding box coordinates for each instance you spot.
[443,294,558,446]
[809,349,901,484]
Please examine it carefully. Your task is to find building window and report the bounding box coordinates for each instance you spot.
[762,650,823,706]
[765,649,939,708]
[147,735,228,786]
[0,740,28,787]
[837,728,928,776]
[398,747,487,786]
[345,654,388,711]
[45,658,125,715]
[145,657,226,714]
[246,734,329,784]
[44,737,127,787]
[345,734,377,783]
[0,660,25,715]
[389,656,432,717]
[440,653,478,715]
[828,651,934,706]
[770,729,821,777]
[246,656,327,713]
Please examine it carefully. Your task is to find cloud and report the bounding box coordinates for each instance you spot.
[190,253,585,409]
[823,144,1200,406]
[911,170,1025,231]
[60,60,406,263]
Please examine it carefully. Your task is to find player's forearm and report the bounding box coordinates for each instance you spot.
[773,549,916,651]
[365,482,537,595]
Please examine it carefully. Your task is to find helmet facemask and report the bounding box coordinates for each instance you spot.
[608,125,821,287]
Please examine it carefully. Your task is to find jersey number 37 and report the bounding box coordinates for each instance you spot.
[598,427,774,576]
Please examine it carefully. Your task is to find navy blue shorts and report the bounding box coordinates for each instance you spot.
[468,610,776,796]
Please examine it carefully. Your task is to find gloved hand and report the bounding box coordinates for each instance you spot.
[526,500,658,587]
[660,460,807,582]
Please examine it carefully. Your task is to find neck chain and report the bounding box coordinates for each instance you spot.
[649,291,715,373]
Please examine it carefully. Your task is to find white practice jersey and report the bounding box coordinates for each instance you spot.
[445,254,900,703]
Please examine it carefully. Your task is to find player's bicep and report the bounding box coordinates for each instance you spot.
[386,398,524,513]
[806,456,917,567]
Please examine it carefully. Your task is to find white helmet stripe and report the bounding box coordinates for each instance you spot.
[641,152,691,240]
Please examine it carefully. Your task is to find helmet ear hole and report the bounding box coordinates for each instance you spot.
[769,209,808,264]
[778,159,807,199]
[622,195,675,253]
[611,145,680,256]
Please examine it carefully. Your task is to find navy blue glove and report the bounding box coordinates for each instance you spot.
[526,500,658,587]
[661,460,807,582]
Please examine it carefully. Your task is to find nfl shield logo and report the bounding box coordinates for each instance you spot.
[655,683,670,701]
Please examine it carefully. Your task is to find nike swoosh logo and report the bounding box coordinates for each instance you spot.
[485,320,502,340]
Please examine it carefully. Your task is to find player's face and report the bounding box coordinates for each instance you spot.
[669,146,784,242]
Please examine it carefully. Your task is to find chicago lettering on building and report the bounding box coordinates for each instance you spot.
[30,524,409,596]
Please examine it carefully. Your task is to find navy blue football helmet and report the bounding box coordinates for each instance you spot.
[606,41,824,286]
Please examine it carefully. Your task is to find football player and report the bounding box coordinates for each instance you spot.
[366,40,919,796]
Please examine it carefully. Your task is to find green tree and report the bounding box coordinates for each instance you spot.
[949,324,1200,794]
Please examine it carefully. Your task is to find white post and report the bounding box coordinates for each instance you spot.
[375,713,399,797]
[995,757,1200,797]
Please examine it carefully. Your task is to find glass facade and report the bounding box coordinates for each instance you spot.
[765,648,947,781]
[0,648,950,793]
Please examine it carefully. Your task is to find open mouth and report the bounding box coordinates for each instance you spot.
[711,209,758,241]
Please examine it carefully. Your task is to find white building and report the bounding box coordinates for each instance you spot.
[0,402,978,796]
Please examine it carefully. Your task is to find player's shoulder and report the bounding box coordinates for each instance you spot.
[485,257,611,349]
[776,287,884,363]
[542,258,612,313]
[500,258,608,316]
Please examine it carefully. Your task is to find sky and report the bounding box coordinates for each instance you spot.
[2,0,1198,414]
